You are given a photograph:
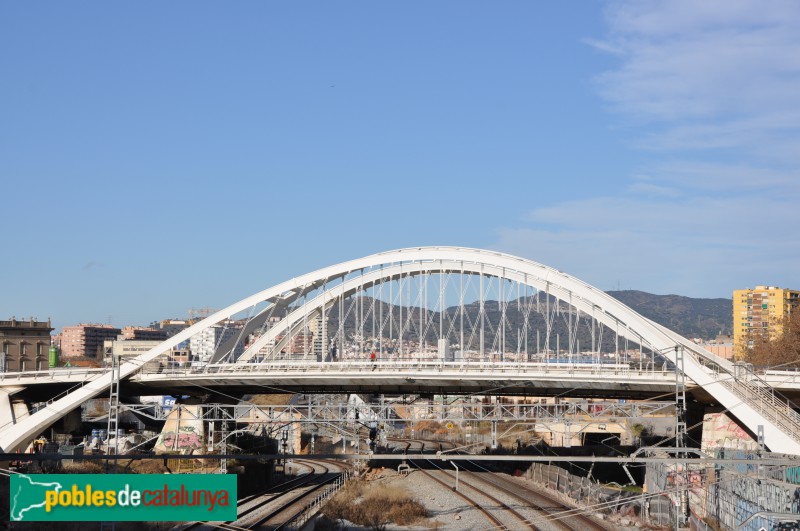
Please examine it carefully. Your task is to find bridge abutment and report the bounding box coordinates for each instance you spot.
[0,387,27,451]
[51,408,82,440]
[686,400,705,448]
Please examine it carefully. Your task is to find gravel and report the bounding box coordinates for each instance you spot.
[314,465,587,531]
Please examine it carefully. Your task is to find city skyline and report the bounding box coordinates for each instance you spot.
[2,1,799,331]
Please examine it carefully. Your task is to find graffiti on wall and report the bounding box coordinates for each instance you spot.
[710,472,800,530]
[783,466,800,486]
[157,425,204,450]
[701,412,759,452]
[154,405,205,454]
[666,467,706,487]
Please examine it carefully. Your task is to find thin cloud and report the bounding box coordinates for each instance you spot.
[594,0,800,151]
[528,195,796,246]
[493,1,800,297]
[494,210,799,297]
[643,161,800,192]
[626,182,681,197]
[582,37,624,56]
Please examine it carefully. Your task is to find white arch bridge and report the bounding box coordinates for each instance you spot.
[2,247,800,454]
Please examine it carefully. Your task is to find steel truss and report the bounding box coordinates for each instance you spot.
[99,398,674,425]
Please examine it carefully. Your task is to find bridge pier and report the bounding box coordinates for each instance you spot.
[0,387,28,451]
[686,399,705,449]
[51,409,82,441]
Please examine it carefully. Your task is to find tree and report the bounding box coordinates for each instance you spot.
[746,311,800,368]
[629,423,647,445]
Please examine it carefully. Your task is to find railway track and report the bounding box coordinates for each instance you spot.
[456,462,609,531]
[417,461,538,530]
[388,437,609,530]
[387,440,535,529]
[174,458,349,531]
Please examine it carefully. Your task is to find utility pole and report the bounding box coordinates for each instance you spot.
[674,345,688,530]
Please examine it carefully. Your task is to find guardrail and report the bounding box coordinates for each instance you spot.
[133,359,676,378]
[682,347,800,446]
[0,367,106,381]
[292,469,352,529]
[722,376,800,441]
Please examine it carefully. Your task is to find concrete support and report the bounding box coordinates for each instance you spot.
[0,387,26,430]
[154,405,205,454]
[12,401,29,423]
[52,409,83,437]
[685,400,705,449]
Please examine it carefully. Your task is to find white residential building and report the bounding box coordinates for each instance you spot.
[189,324,244,365]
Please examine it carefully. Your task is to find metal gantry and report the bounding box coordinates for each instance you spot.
[95,398,676,443]
[106,353,121,465]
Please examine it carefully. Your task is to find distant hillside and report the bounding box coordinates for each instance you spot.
[326,290,732,350]
[607,290,732,340]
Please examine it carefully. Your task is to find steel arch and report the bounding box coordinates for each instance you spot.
[2,246,800,454]
[236,259,667,364]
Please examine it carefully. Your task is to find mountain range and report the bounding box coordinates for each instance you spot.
[606,290,732,340]
[326,290,733,350]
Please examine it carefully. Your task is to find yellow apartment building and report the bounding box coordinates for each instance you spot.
[733,286,800,358]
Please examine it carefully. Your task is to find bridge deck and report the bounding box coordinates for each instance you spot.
[6,362,800,402]
[0,361,800,398]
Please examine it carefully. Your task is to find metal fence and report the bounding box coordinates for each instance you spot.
[291,469,353,530]
[527,463,646,521]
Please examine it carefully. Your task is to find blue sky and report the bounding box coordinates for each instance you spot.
[2,1,799,331]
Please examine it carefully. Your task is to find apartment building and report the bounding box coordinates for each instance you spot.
[122,326,168,341]
[733,286,800,357]
[60,324,122,358]
[189,324,244,366]
[0,317,53,371]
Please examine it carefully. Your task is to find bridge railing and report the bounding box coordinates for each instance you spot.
[720,369,800,442]
[0,377,101,435]
[0,367,106,381]
[131,359,677,380]
[681,347,800,444]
